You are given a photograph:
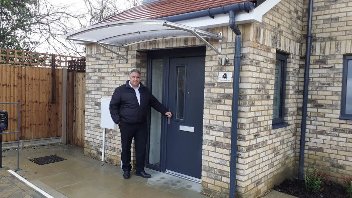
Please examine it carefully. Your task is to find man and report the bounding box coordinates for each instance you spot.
[109,69,172,179]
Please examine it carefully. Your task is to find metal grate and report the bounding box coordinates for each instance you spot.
[165,170,201,183]
[29,155,66,165]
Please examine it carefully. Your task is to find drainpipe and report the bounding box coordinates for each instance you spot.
[299,0,314,180]
[229,10,242,198]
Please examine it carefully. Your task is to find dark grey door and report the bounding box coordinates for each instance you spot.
[166,56,204,179]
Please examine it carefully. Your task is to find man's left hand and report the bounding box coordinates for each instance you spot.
[165,112,172,118]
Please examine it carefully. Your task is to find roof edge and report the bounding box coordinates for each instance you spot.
[162,1,255,22]
[237,0,282,23]
[165,0,282,28]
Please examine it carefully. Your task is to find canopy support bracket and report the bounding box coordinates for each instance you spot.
[193,31,222,55]
[163,21,223,56]
[97,43,128,63]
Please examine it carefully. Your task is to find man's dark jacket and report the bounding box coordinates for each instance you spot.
[109,81,168,124]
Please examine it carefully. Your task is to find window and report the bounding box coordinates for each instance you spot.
[149,59,163,167]
[272,52,288,128]
[341,55,352,119]
[176,66,186,120]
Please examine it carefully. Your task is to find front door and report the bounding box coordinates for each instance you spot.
[166,56,205,179]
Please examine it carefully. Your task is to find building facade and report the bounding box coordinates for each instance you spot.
[304,0,352,184]
[68,0,352,197]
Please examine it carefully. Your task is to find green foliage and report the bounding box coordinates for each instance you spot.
[0,0,140,54]
[305,168,322,193]
[346,180,352,198]
[0,0,38,49]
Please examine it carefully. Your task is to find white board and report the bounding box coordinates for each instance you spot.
[100,97,115,129]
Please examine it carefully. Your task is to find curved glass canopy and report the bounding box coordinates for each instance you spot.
[67,20,222,48]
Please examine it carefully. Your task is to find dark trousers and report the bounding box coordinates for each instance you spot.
[119,122,147,173]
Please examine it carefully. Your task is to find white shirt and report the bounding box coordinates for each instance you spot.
[129,81,140,105]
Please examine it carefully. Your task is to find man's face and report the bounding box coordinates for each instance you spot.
[129,72,141,88]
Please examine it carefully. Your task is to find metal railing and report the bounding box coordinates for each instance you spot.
[0,102,21,171]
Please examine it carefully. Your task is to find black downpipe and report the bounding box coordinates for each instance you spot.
[299,0,314,180]
[229,10,241,198]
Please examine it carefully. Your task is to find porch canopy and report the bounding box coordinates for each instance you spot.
[66,19,222,49]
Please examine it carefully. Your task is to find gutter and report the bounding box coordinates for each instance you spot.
[162,2,254,22]
[299,0,314,180]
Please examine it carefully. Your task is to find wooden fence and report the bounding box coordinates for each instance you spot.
[0,49,86,147]
[0,65,63,140]
[67,71,86,147]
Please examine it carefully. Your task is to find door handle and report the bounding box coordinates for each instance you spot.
[167,109,171,124]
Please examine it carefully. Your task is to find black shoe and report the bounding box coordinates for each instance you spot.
[135,171,151,178]
[123,171,130,179]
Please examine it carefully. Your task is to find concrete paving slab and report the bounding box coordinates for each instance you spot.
[2,144,298,198]
[1,144,205,198]
[262,190,297,198]
[0,167,45,198]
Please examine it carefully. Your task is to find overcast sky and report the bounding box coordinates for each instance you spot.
[48,0,132,16]
[35,0,135,55]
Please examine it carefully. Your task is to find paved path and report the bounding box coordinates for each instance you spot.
[1,144,296,198]
[1,144,204,198]
[0,167,44,198]
[262,190,297,198]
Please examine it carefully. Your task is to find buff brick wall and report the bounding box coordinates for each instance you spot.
[240,0,304,196]
[84,45,147,164]
[303,0,352,183]
[236,2,303,198]
[202,0,303,197]
[200,1,304,197]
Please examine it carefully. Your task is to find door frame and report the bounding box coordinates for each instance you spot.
[145,46,206,173]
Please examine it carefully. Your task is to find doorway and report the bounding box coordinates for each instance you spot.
[147,47,205,180]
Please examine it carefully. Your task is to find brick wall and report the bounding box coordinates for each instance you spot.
[201,26,237,197]
[305,0,352,183]
[203,0,304,197]
[84,45,144,164]
[220,0,303,197]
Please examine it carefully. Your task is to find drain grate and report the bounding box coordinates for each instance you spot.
[29,155,66,165]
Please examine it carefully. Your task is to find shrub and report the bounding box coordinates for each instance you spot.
[305,168,322,193]
[346,180,352,198]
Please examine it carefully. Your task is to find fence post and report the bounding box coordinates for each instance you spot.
[62,68,67,144]
[51,54,56,103]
